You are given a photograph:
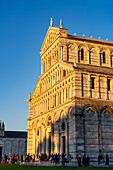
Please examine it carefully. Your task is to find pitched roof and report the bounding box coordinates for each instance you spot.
[4,131,27,138]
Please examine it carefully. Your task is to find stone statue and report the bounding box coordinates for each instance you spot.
[60,19,63,28]
[50,18,53,26]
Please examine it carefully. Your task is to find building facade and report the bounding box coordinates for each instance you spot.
[27,20,113,163]
[0,121,27,158]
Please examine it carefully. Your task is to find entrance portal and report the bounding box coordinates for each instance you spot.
[48,132,51,157]
[0,147,2,157]
[62,136,65,154]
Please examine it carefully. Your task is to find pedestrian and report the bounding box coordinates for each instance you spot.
[62,153,65,166]
[21,154,23,162]
[33,154,35,163]
[86,155,90,166]
[106,154,109,165]
[83,155,86,166]
[0,156,1,163]
[77,156,81,167]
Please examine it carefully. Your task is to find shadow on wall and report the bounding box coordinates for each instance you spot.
[31,103,113,162]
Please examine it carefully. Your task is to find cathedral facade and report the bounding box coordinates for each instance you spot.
[27,20,113,163]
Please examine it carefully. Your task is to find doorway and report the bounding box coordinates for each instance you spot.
[62,136,65,154]
[48,132,51,157]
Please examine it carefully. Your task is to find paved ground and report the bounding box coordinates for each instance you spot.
[19,161,112,167]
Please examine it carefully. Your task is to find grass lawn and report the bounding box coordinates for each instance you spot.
[0,164,113,170]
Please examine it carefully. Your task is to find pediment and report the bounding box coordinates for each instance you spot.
[40,26,60,54]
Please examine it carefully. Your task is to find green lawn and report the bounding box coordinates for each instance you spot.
[0,164,113,170]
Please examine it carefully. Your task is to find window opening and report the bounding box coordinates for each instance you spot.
[81,48,84,60]
[91,77,95,89]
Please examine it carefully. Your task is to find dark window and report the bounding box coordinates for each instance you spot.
[91,77,95,89]
[108,79,110,91]
[63,70,66,77]
[103,52,105,63]
[81,48,84,60]
[61,122,65,131]
[37,130,39,136]
[55,95,56,106]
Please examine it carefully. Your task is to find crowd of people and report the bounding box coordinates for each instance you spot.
[77,154,110,167]
[77,155,90,167]
[0,152,110,166]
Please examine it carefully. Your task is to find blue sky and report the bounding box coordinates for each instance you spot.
[0,0,113,131]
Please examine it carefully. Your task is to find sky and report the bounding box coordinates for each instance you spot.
[0,0,113,131]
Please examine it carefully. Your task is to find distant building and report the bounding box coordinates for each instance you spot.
[0,121,27,158]
[27,19,113,164]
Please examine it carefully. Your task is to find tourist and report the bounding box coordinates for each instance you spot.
[106,154,109,165]
[77,156,81,167]
[21,154,23,162]
[0,156,1,163]
[32,154,35,163]
[83,155,86,166]
[62,153,65,166]
[86,155,90,166]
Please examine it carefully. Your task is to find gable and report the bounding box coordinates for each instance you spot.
[40,26,60,54]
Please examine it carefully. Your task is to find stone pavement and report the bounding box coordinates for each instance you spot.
[19,161,113,167]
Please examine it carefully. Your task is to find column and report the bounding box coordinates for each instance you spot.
[57,120,60,154]
[106,77,109,100]
[48,56,50,68]
[99,52,101,66]
[98,76,101,99]
[41,62,44,74]
[65,118,69,156]
[76,49,78,63]
[88,74,91,98]
[51,124,54,154]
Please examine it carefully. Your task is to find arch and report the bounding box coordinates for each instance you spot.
[100,47,110,54]
[100,105,113,120]
[82,104,98,115]
[100,105,113,113]
[36,119,41,128]
[100,105,113,153]
[52,112,59,123]
[41,117,46,128]
[78,44,89,51]
[32,121,36,130]
[59,110,66,120]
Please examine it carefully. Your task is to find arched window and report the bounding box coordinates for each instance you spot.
[63,70,66,77]
[37,130,39,136]
[81,48,84,60]
[61,121,65,131]
[103,52,105,63]
[47,116,51,126]
[60,91,62,104]
[66,89,68,99]
[55,94,56,106]
[50,57,51,66]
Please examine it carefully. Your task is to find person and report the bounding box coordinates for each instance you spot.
[62,153,65,166]
[106,154,109,165]
[98,154,104,165]
[21,154,23,162]
[4,154,8,163]
[77,156,81,167]
[32,154,35,163]
[55,153,58,164]
[86,155,90,166]
[83,155,86,166]
[0,156,2,163]
[57,154,60,164]
[51,154,54,163]
[69,154,72,162]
